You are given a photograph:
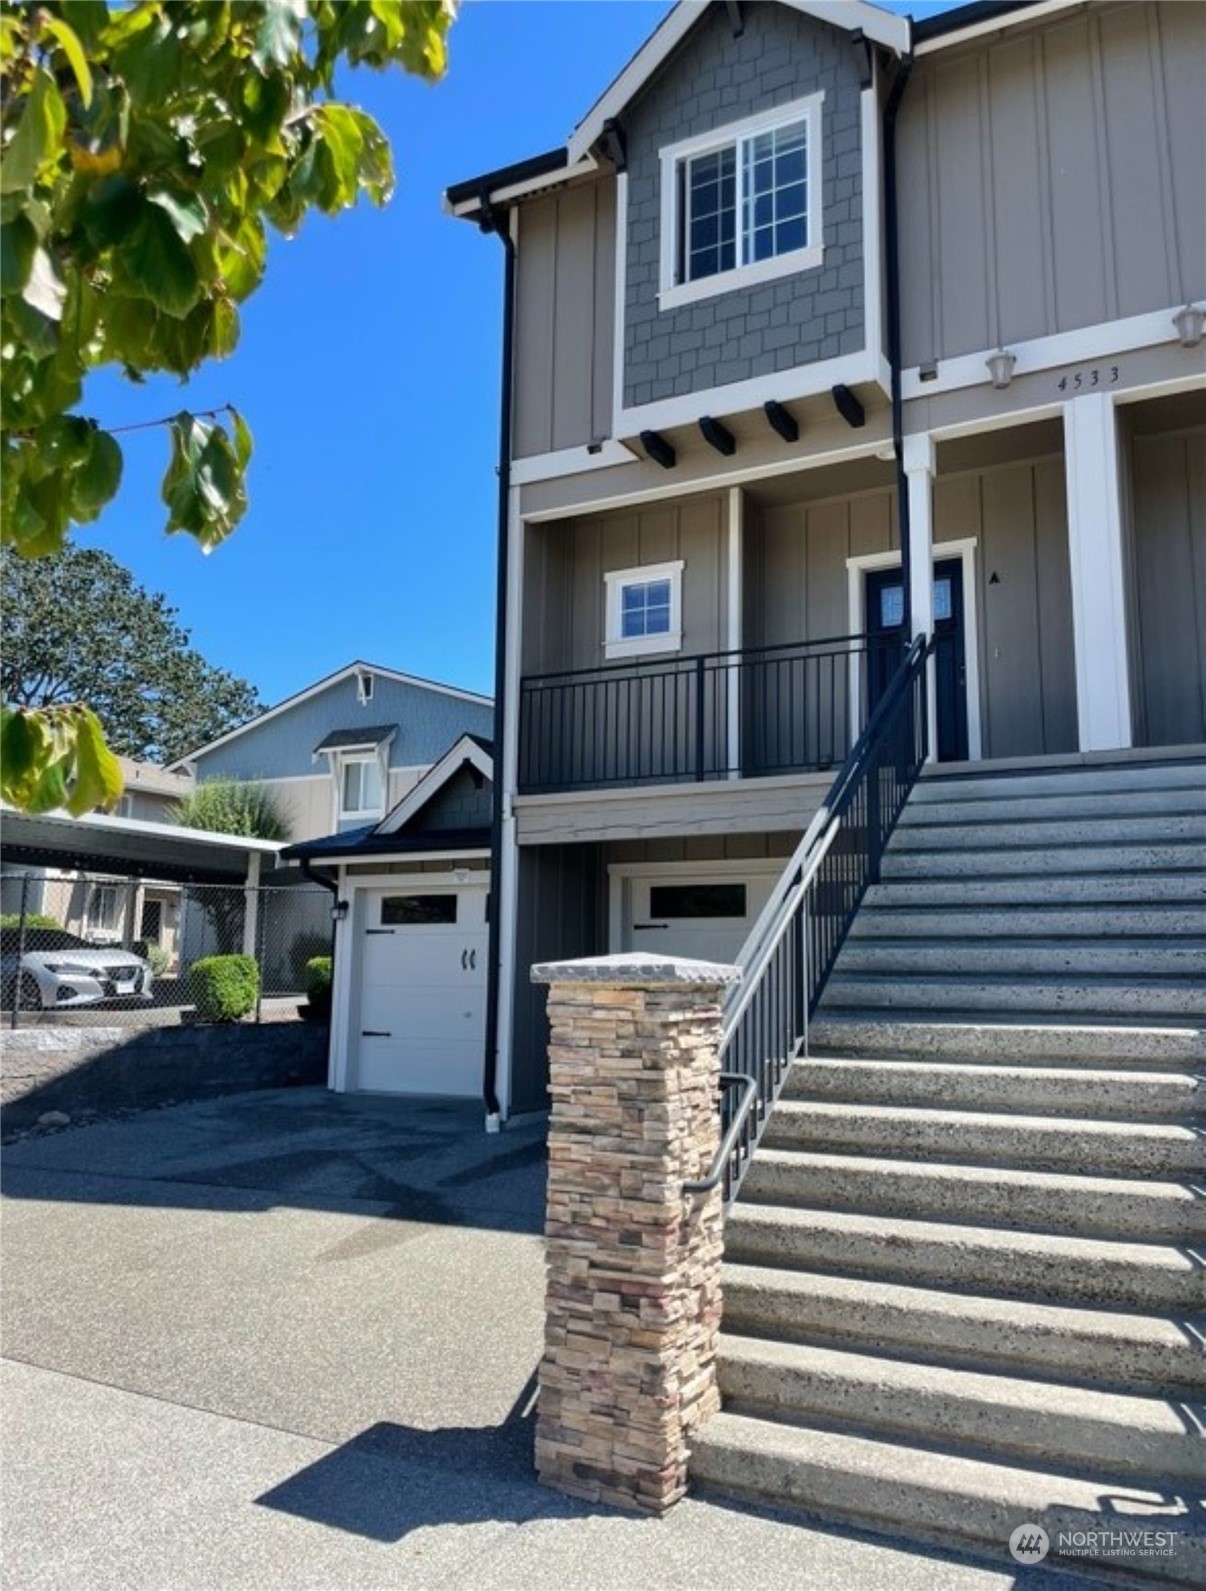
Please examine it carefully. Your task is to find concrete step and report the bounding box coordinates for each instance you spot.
[741,1149,1206,1239]
[850,904,1206,938]
[723,1204,1205,1309]
[716,1336,1202,1483]
[863,873,1206,906]
[721,1263,1206,1393]
[821,972,1206,1020]
[900,788,1206,825]
[890,814,1206,850]
[807,1015,1206,1066]
[835,937,1206,978]
[914,759,1206,802]
[762,1101,1206,1176]
[782,1055,1203,1119]
[690,1412,1206,1584]
[881,841,1204,878]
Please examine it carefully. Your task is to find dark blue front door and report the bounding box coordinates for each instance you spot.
[865,558,969,763]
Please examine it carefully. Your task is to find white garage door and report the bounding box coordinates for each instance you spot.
[617,870,777,965]
[354,886,487,1097]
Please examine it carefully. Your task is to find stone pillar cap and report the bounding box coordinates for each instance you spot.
[531,951,741,987]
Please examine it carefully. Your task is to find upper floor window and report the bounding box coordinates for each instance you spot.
[604,561,684,659]
[340,756,384,819]
[659,93,824,313]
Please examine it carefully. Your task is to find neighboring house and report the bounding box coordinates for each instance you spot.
[2,757,195,968]
[168,660,493,846]
[440,0,1205,1120]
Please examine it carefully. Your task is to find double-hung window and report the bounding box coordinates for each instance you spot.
[339,756,384,820]
[659,93,824,311]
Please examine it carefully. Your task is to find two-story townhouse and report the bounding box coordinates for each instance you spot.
[447,0,1205,1123]
[448,2,1205,1561]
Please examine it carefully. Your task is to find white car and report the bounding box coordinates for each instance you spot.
[1,928,154,1011]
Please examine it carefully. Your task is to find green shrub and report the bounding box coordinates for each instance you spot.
[0,912,59,930]
[290,930,331,987]
[304,955,333,1019]
[188,954,259,1023]
[134,940,171,977]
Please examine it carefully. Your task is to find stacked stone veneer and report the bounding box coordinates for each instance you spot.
[531,952,739,1514]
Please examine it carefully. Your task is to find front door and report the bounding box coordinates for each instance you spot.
[865,558,969,762]
[354,886,487,1097]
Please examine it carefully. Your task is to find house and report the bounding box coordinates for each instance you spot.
[443,0,1206,1565]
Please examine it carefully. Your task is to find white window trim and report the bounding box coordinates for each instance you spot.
[87,883,121,934]
[337,752,386,822]
[603,559,685,660]
[658,92,825,314]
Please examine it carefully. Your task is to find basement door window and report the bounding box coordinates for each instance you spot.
[658,92,824,312]
[604,561,684,660]
[340,756,384,818]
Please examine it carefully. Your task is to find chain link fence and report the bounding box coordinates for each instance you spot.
[1,871,335,1027]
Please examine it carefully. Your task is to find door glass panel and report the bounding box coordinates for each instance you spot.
[933,577,952,622]
[649,883,747,919]
[879,585,904,628]
[380,895,457,926]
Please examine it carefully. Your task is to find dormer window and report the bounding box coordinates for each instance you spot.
[340,756,384,819]
[659,93,824,312]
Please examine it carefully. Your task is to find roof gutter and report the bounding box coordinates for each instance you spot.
[883,41,915,634]
[478,193,516,1126]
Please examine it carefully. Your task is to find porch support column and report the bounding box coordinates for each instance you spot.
[726,486,743,778]
[1063,394,1133,752]
[903,433,938,759]
[242,850,261,958]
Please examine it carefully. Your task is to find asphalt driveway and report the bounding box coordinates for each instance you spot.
[1,1088,1073,1590]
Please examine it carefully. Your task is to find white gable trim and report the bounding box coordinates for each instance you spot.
[168,661,491,771]
[375,735,494,836]
[567,0,908,164]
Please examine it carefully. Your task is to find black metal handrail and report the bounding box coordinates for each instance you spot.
[519,630,906,793]
[705,636,932,1205]
[682,1071,759,1199]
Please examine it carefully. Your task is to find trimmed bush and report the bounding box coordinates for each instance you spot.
[188,954,259,1023]
[290,930,331,988]
[0,913,59,931]
[134,940,171,977]
[303,955,333,1020]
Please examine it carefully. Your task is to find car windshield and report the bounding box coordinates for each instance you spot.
[0,928,91,954]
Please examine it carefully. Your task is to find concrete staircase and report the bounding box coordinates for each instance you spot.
[691,754,1206,1583]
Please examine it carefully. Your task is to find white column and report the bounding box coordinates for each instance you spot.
[491,483,524,1128]
[903,433,938,760]
[1063,394,1133,752]
[242,850,261,957]
[726,486,743,778]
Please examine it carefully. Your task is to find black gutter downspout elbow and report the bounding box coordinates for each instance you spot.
[883,46,914,638]
[478,195,516,1125]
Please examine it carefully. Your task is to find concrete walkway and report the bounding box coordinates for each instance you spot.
[1,1089,1086,1589]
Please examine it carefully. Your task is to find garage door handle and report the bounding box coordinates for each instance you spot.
[366,929,395,936]
[469,948,477,970]
[361,1029,391,1038]
[461,948,468,970]
[633,922,669,930]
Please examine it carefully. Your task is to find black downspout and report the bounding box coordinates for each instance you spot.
[883,48,914,635]
[479,196,516,1124]
[300,857,340,1072]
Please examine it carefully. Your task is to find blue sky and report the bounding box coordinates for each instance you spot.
[77,0,961,711]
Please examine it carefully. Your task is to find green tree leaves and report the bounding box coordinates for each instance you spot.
[0,0,457,812]
[1,703,123,815]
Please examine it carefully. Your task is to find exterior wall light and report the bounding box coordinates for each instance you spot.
[1173,304,1205,349]
[331,899,349,923]
[986,349,1017,389]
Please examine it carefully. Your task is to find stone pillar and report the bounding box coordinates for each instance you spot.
[530,951,740,1515]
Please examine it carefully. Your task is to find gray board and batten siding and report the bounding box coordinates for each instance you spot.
[189,673,493,783]
[897,0,1206,368]
[621,1,865,409]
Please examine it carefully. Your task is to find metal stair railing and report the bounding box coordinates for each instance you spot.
[689,637,932,1203]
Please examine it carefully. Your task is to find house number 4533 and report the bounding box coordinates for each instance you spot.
[1058,366,1119,392]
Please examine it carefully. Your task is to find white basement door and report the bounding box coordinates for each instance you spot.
[618,870,777,965]
[354,886,488,1097]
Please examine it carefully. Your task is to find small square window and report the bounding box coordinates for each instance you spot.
[340,757,384,817]
[604,561,684,660]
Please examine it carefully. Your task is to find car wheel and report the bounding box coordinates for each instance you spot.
[17,972,43,1012]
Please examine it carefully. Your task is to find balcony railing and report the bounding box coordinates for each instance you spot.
[518,631,906,794]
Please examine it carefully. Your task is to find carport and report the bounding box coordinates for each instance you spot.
[0,805,285,955]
